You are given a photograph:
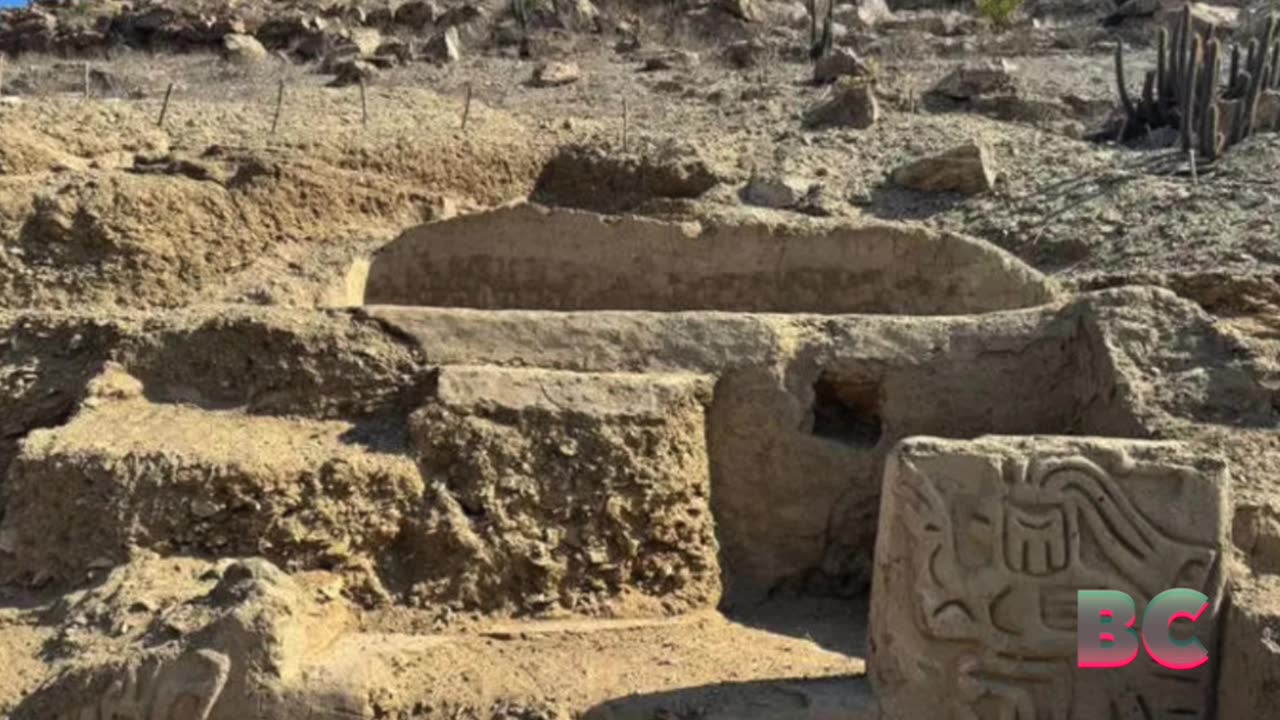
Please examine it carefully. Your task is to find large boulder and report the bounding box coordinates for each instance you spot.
[803,77,879,129]
[394,0,443,29]
[531,61,582,87]
[716,0,762,22]
[326,59,379,87]
[890,141,997,194]
[421,27,461,64]
[929,59,1018,102]
[740,174,815,209]
[222,33,268,65]
[813,48,875,84]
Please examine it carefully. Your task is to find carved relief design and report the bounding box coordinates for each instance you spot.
[871,440,1228,720]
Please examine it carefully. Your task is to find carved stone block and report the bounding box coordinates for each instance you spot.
[869,436,1231,720]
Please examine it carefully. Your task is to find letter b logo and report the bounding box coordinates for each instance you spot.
[1077,589,1210,670]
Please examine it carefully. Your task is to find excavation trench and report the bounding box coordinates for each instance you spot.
[4,206,1209,718]
[341,205,1153,637]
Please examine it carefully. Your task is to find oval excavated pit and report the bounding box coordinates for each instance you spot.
[357,203,1057,315]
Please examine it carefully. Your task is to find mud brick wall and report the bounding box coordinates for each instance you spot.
[400,366,720,615]
[361,203,1057,315]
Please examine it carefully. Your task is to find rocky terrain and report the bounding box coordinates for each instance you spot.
[0,0,1278,717]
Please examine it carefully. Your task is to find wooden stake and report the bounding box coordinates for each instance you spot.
[1189,148,1198,185]
[463,83,474,128]
[359,77,368,127]
[622,98,629,153]
[83,62,90,99]
[270,79,284,135]
[157,82,174,127]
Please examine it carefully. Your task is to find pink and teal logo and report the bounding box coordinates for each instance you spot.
[1077,589,1210,670]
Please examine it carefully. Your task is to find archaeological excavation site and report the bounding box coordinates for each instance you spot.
[1,0,1280,717]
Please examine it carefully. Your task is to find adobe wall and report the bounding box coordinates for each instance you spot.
[360,203,1058,315]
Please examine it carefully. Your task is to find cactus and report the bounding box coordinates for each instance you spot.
[1142,70,1157,119]
[1201,38,1219,117]
[1112,4,1280,158]
[824,0,834,57]
[1178,5,1192,99]
[1115,41,1137,122]
[1245,61,1266,136]
[1272,42,1280,88]
[807,0,817,57]
[511,0,530,57]
[1230,44,1241,92]
[1201,102,1219,160]
[1233,69,1251,142]
[1199,38,1220,139]
[1182,35,1201,151]
[1157,27,1170,105]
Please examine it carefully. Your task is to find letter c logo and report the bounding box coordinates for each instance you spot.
[1142,588,1210,671]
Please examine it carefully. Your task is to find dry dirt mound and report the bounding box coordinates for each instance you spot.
[0,125,84,176]
[0,88,557,309]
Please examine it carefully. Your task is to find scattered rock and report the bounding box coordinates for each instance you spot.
[614,29,641,54]
[740,175,814,209]
[839,0,893,29]
[537,0,601,30]
[639,49,700,72]
[437,3,485,29]
[363,2,398,28]
[725,39,767,68]
[84,363,144,404]
[890,141,996,194]
[1237,5,1280,42]
[394,0,443,29]
[374,38,415,66]
[0,7,57,54]
[421,27,461,64]
[716,0,762,22]
[327,59,378,88]
[190,498,221,519]
[803,78,879,129]
[343,27,383,57]
[256,14,329,58]
[1146,1,1238,36]
[813,48,874,84]
[930,59,1017,101]
[1061,93,1115,120]
[878,9,979,36]
[222,33,268,65]
[531,61,582,87]
[86,68,138,99]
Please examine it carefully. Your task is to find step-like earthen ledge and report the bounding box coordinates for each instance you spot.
[870,436,1232,720]
[0,398,423,584]
[402,366,720,616]
[360,203,1058,314]
[432,363,715,416]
